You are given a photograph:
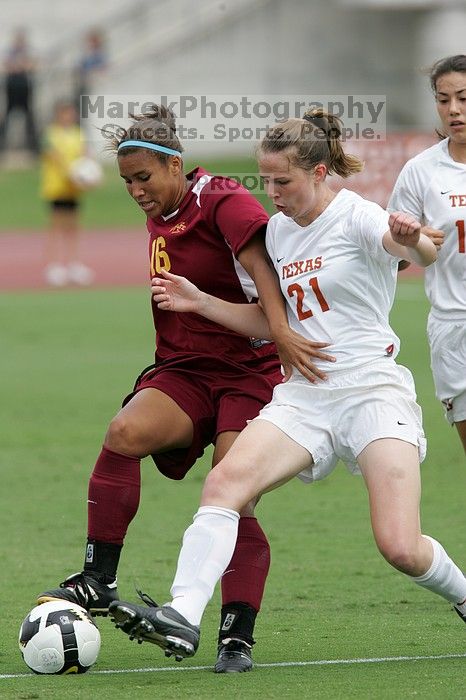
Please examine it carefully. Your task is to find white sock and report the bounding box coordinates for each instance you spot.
[168,506,240,626]
[411,536,466,606]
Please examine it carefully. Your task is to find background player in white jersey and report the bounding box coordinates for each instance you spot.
[108,110,466,660]
[389,54,466,453]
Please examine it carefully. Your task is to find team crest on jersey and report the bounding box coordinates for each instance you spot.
[169,222,187,234]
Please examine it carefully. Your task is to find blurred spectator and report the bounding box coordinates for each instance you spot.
[40,100,94,287]
[74,29,108,114]
[0,28,40,156]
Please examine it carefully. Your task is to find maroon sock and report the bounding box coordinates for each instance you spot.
[221,516,271,612]
[87,446,141,545]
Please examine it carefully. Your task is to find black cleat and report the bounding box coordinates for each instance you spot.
[454,604,466,623]
[215,637,253,673]
[37,571,118,616]
[109,600,200,661]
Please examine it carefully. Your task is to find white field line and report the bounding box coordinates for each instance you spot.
[2,652,466,679]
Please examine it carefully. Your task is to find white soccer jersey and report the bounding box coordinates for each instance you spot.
[388,139,466,319]
[266,188,400,375]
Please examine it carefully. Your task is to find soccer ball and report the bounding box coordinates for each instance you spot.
[69,157,103,190]
[18,601,101,674]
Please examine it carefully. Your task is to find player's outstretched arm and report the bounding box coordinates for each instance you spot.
[383,211,437,267]
[151,269,272,340]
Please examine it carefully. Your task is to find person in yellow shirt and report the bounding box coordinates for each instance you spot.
[41,100,94,286]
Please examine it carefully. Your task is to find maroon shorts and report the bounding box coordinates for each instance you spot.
[123,353,282,480]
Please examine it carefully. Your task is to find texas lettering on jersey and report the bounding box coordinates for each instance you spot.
[448,194,466,207]
[281,256,323,279]
[445,196,466,254]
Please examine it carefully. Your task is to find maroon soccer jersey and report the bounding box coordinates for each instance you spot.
[146,167,273,363]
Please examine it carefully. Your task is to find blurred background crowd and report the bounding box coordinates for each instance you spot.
[0,0,465,160]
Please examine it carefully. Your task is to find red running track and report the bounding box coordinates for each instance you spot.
[0,229,422,292]
[0,229,149,291]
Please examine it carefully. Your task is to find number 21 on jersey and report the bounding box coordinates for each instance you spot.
[287,277,330,321]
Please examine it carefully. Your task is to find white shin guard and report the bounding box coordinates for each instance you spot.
[169,506,240,626]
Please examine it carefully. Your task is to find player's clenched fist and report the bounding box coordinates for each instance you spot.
[388,211,421,247]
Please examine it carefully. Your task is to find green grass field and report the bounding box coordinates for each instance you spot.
[1,278,465,699]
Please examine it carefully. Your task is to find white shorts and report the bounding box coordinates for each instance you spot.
[427,312,466,424]
[254,359,426,483]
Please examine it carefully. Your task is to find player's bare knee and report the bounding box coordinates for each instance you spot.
[378,539,420,575]
[104,414,144,456]
[202,467,230,502]
[202,462,249,508]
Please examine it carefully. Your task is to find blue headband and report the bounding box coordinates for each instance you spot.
[118,140,181,157]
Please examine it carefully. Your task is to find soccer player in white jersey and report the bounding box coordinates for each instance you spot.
[109,109,466,661]
[389,54,466,453]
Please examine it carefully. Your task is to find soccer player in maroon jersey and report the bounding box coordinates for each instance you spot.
[37,105,333,672]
